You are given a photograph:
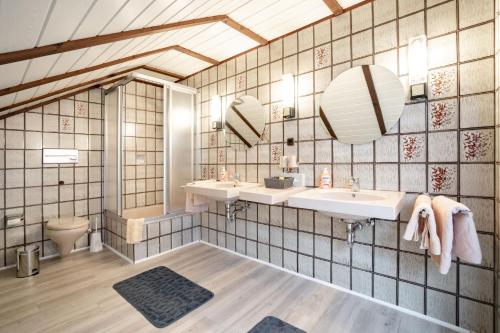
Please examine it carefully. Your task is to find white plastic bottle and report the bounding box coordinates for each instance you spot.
[320,168,331,189]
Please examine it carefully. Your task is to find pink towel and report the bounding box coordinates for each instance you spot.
[403,194,441,255]
[431,196,482,274]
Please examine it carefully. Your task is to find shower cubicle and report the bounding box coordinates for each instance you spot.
[104,73,196,216]
[103,73,196,261]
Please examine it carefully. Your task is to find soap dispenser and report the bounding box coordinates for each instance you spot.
[319,168,331,189]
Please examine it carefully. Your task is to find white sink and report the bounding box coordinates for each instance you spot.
[288,188,405,220]
[239,186,307,205]
[184,180,260,203]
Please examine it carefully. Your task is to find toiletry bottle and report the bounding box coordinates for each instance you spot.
[219,167,227,181]
[320,168,331,189]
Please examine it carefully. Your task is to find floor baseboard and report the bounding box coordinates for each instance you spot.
[103,244,134,264]
[199,241,467,333]
[133,241,200,264]
[0,246,90,272]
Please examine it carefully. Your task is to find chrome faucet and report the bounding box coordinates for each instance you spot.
[350,177,360,192]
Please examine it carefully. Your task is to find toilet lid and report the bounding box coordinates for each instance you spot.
[47,217,89,231]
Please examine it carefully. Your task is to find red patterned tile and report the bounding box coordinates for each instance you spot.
[60,117,73,132]
[401,135,425,162]
[75,101,88,117]
[314,45,331,69]
[236,73,246,91]
[428,67,457,99]
[201,166,208,180]
[271,144,283,163]
[429,99,457,130]
[271,104,282,122]
[217,149,226,163]
[209,166,217,179]
[429,165,457,194]
[461,129,494,162]
[209,132,217,148]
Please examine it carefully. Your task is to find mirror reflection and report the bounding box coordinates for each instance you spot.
[224,95,266,151]
[319,65,405,144]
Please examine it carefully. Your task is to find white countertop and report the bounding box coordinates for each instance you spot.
[239,186,307,205]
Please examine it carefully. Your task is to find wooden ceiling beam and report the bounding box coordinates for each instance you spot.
[171,45,219,65]
[0,66,142,113]
[178,1,374,83]
[0,46,175,97]
[221,17,268,45]
[0,15,266,65]
[323,0,344,15]
[0,45,213,97]
[0,63,189,118]
[141,66,185,80]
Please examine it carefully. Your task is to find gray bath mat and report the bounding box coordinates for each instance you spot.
[248,316,306,333]
[113,266,213,328]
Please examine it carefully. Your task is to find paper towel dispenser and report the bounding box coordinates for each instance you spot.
[43,149,79,164]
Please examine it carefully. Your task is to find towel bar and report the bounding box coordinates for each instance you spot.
[417,192,430,222]
[418,210,428,233]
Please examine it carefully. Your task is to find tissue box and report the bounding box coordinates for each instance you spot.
[264,177,294,189]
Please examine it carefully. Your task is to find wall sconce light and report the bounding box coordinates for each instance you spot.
[282,73,296,119]
[210,95,223,130]
[408,35,428,100]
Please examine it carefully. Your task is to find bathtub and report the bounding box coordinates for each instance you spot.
[104,205,200,263]
[121,204,164,219]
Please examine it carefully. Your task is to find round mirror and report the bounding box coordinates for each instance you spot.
[320,65,405,144]
[224,95,266,150]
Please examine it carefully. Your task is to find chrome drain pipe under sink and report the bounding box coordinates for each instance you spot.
[342,218,375,247]
[225,201,250,224]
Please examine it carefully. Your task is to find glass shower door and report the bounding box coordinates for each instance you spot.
[104,86,122,215]
[166,89,194,213]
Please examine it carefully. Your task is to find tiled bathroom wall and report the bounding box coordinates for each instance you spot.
[0,89,104,267]
[104,211,201,262]
[122,80,164,209]
[181,0,496,331]
[495,0,500,330]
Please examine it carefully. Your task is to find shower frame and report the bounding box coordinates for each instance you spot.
[103,72,197,217]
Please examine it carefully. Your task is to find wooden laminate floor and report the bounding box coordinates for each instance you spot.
[0,243,457,333]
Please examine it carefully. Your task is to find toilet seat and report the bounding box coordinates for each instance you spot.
[47,217,89,231]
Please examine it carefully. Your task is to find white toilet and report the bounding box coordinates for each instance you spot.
[47,217,90,257]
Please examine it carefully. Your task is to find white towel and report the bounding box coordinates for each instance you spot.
[126,218,144,244]
[403,194,441,255]
[185,192,209,213]
[431,196,482,274]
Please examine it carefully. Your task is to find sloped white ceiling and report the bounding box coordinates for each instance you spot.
[0,0,367,116]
